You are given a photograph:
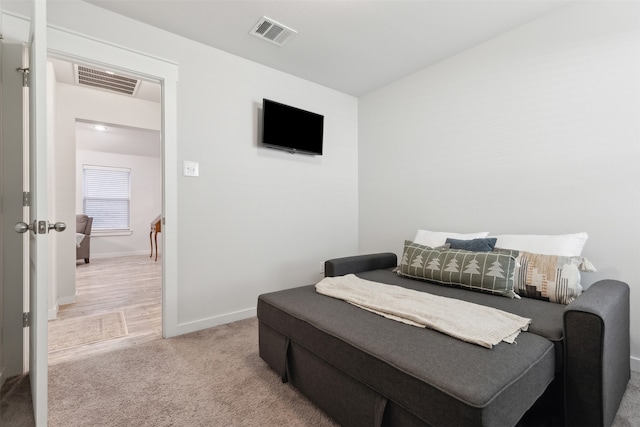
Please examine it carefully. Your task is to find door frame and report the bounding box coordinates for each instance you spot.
[46,26,179,338]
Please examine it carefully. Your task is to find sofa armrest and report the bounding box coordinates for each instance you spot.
[564,280,630,427]
[85,217,93,236]
[324,253,397,277]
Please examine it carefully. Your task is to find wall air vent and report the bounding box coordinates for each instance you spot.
[250,16,297,47]
[74,65,140,96]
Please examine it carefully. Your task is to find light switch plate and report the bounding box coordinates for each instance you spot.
[183,161,199,177]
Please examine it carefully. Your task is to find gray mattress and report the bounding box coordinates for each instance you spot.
[257,269,562,426]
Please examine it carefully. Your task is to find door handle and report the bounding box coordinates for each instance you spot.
[48,222,66,232]
[15,220,66,234]
[14,221,36,234]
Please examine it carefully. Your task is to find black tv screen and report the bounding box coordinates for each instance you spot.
[262,99,324,155]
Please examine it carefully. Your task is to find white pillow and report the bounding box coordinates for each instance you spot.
[413,229,490,248]
[492,232,588,257]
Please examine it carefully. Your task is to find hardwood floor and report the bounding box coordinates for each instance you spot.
[48,255,162,366]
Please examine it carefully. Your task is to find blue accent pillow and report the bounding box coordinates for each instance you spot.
[446,237,497,252]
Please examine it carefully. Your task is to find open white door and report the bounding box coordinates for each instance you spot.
[1,26,52,427]
[0,2,52,425]
[17,1,65,425]
[8,2,52,425]
[28,1,49,424]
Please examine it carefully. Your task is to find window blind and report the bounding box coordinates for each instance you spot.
[83,166,131,230]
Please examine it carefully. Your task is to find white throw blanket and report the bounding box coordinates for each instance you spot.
[315,274,531,349]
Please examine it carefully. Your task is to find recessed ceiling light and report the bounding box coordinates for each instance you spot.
[93,125,108,131]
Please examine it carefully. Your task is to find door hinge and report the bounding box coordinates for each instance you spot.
[23,191,30,207]
[17,67,29,87]
[23,312,31,328]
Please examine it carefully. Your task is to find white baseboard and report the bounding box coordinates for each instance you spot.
[48,304,59,320]
[175,307,257,336]
[631,356,640,373]
[90,250,156,259]
[57,292,78,306]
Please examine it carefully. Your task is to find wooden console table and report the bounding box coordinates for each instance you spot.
[150,215,162,261]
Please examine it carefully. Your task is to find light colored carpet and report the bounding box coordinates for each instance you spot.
[42,317,640,426]
[48,317,337,426]
[614,369,640,427]
[48,311,128,352]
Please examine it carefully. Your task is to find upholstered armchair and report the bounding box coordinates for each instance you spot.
[76,214,93,264]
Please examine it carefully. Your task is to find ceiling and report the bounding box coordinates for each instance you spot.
[51,62,161,157]
[76,120,162,158]
[84,0,569,97]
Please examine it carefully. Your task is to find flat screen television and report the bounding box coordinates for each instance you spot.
[262,98,324,155]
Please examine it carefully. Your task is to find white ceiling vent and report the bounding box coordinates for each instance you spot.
[74,65,140,96]
[250,16,297,47]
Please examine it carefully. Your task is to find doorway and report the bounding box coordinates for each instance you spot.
[46,23,180,336]
[46,58,164,364]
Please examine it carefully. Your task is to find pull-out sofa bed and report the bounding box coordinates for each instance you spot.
[257,233,630,427]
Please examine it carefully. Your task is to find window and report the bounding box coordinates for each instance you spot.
[83,165,131,231]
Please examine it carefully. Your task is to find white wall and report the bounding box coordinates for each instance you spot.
[46,1,359,331]
[75,150,162,258]
[54,82,161,303]
[359,2,640,369]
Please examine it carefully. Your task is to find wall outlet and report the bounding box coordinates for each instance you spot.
[320,261,325,275]
[183,160,199,177]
